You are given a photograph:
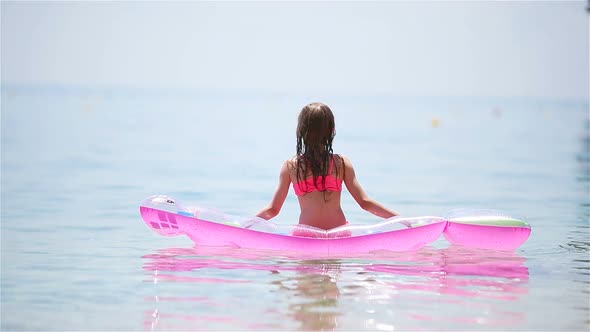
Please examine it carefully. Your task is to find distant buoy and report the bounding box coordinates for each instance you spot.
[431,117,440,128]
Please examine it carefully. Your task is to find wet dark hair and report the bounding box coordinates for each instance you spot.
[295,102,341,194]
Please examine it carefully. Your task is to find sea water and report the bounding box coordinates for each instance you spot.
[1,86,588,331]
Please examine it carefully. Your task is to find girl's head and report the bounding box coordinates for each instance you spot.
[296,102,335,157]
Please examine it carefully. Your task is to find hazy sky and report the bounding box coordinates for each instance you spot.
[2,1,588,99]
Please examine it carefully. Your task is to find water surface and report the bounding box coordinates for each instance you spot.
[1,87,588,330]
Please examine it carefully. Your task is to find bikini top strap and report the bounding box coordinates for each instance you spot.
[328,155,335,174]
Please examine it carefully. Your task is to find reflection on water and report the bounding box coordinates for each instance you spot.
[141,245,529,331]
[274,260,343,331]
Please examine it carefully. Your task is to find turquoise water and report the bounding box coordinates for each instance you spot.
[1,86,589,331]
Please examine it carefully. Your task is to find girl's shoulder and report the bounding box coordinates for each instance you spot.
[284,156,299,169]
[334,153,351,164]
[335,154,358,172]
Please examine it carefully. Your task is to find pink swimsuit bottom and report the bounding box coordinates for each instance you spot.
[291,222,352,238]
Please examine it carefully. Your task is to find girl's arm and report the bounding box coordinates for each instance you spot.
[256,160,291,220]
[342,155,399,218]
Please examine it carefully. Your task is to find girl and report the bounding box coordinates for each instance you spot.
[256,102,398,232]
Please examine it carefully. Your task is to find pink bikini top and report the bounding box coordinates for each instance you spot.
[293,156,343,197]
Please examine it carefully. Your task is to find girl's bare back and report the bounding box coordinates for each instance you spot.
[287,157,347,230]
